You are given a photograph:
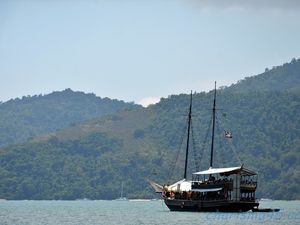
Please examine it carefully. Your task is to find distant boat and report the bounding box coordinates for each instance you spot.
[115,182,128,201]
[259,198,273,201]
[129,199,151,202]
[75,198,90,201]
[151,83,259,212]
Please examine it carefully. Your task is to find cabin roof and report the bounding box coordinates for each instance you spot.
[166,179,192,192]
[193,166,256,176]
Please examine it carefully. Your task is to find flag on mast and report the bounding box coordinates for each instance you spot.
[224,130,233,138]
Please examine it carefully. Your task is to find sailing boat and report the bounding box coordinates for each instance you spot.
[155,83,259,212]
[116,182,127,201]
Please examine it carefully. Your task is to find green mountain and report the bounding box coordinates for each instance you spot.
[0,89,138,147]
[228,58,300,93]
[0,59,299,200]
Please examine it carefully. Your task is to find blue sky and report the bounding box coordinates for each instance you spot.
[0,0,300,106]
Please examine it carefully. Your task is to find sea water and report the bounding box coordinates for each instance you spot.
[0,200,299,225]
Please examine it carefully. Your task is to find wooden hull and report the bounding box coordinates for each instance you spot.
[164,198,259,212]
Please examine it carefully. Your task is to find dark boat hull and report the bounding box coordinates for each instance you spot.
[252,208,280,212]
[164,198,259,212]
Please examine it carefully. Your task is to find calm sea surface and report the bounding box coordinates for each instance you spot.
[0,200,299,225]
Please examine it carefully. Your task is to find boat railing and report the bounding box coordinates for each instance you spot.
[240,181,257,191]
[192,179,232,189]
[164,191,228,201]
[240,196,256,202]
[192,179,257,189]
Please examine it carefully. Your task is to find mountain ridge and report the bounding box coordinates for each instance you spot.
[0,88,139,147]
[225,58,300,93]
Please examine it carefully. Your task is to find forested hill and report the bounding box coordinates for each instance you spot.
[227,58,300,93]
[0,59,299,200]
[0,89,138,147]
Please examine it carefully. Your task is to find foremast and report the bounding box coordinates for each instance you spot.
[210,82,217,168]
[184,91,192,179]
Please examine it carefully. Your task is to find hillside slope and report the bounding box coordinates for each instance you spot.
[227,58,300,93]
[0,89,138,147]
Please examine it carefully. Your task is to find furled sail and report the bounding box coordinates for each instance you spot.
[148,180,164,193]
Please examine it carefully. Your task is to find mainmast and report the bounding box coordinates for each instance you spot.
[210,82,217,168]
[184,91,192,179]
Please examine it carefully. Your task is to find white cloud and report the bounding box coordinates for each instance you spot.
[138,97,160,107]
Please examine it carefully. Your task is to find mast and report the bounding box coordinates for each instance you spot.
[184,91,192,179]
[210,82,217,168]
[121,182,124,198]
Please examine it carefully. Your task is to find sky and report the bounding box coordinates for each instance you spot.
[0,0,300,106]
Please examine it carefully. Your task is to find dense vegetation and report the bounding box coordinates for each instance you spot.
[228,58,300,93]
[0,59,299,200]
[0,89,138,147]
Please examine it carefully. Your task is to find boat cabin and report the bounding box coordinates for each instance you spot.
[192,166,257,201]
[163,166,257,202]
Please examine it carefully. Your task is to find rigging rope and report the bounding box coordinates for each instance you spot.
[216,112,242,165]
[191,118,200,172]
[151,148,166,176]
[167,116,188,183]
[199,113,213,170]
[215,114,228,167]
